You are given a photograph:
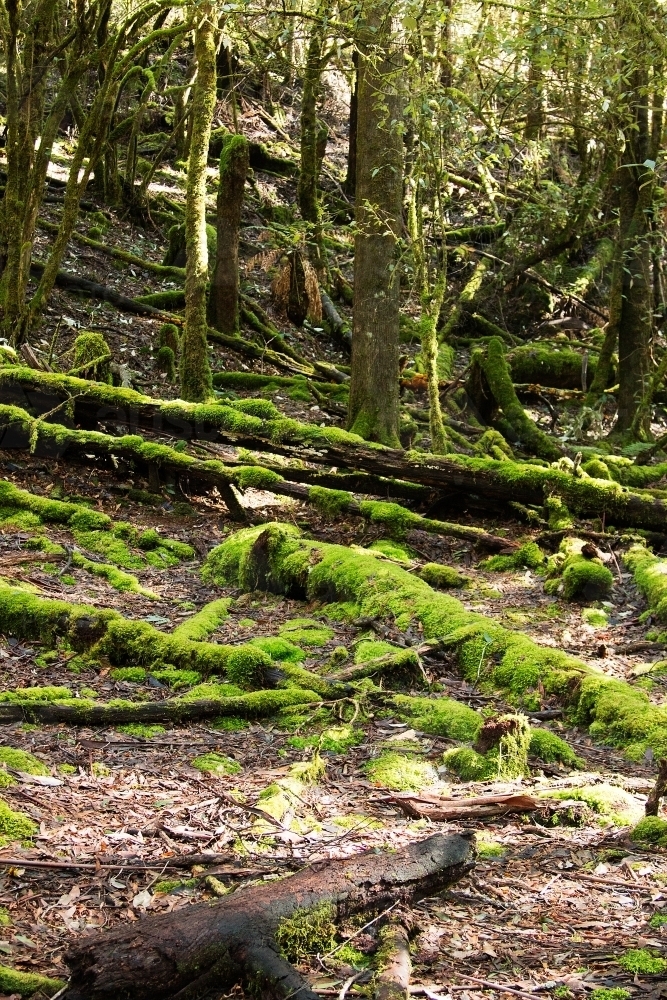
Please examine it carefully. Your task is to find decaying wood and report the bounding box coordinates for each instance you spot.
[376,917,412,1000]
[385,792,540,822]
[65,832,473,1000]
[645,758,667,816]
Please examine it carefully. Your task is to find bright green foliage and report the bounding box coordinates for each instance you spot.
[0,799,36,844]
[276,903,337,962]
[419,563,467,588]
[173,598,231,641]
[630,816,667,846]
[649,913,667,929]
[278,618,333,647]
[204,524,667,758]
[369,539,415,563]
[544,495,574,531]
[477,839,505,858]
[116,724,166,738]
[483,542,545,572]
[250,636,305,662]
[548,784,642,826]
[110,667,147,683]
[617,950,667,974]
[364,751,439,791]
[225,645,272,687]
[582,459,612,480]
[191,752,241,775]
[0,965,64,998]
[138,528,160,549]
[0,685,72,702]
[545,538,612,602]
[71,332,111,381]
[528,728,583,767]
[624,544,667,622]
[308,486,353,517]
[392,694,482,741]
[0,747,50,777]
[443,714,531,780]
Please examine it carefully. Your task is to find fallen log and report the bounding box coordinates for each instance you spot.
[65,832,473,1000]
[386,791,539,821]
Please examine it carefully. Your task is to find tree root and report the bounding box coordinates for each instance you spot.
[64,832,473,1000]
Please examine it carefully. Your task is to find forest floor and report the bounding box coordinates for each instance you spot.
[2,92,667,1000]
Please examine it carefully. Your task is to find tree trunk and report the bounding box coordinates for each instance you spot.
[344,50,359,198]
[348,1,404,446]
[181,3,217,402]
[65,834,472,1000]
[210,133,249,333]
[298,15,326,267]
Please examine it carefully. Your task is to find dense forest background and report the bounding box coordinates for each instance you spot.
[0,2,666,999]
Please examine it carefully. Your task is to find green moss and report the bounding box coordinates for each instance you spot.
[191,752,241,775]
[0,965,64,998]
[582,607,608,627]
[625,544,667,622]
[210,715,249,731]
[234,466,282,491]
[278,618,333,647]
[308,486,352,517]
[548,783,642,826]
[73,528,144,569]
[369,539,414,564]
[203,524,667,759]
[0,747,50,776]
[477,839,505,858]
[582,459,612,481]
[617,949,667,974]
[358,500,421,538]
[590,991,630,1000]
[544,495,574,531]
[152,667,201,690]
[475,428,514,460]
[138,528,160,549]
[58,763,77,774]
[443,715,531,781]
[71,552,154,596]
[249,636,305,662]
[0,799,36,845]
[545,538,613,602]
[110,667,147,683]
[419,563,467,588]
[225,645,272,687]
[649,913,667,929]
[71,332,111,381]
[0,908,10,926]
[332,944,371,969]
[276,902,337,962]
[507,345,596,390]
[528,728,583,767]
[178,682,244,701]
[116,723,166,738]
[392,694,482,741]
[364,751,438,791]
[630,816,667,846]
[0,685,72,703]
[482,542,545,572]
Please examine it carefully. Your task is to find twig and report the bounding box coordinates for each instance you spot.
[322,901,401,957]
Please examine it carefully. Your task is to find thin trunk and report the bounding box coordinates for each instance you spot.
[180,2,217,402]
[344,50,358,198]
[298,16,326,268]
[348,0,404,447]
[210,134,249,333]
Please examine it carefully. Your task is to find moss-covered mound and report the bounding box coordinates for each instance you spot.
[624,543,667,622]
[203,523,667,759]
[544,538,613,602]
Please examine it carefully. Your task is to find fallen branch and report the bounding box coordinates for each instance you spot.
[385,792,539,821]
[65,832,473,1000]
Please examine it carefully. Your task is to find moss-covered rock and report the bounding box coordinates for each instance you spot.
[528,728,583,767]
[544,538,612,602]
[547,783,642,826]
[364,751,439,791]
[482,541,545,572]
[391,694,482,741]
[0,799,37,845]
[630,815,667,846]
[419,563,467,588]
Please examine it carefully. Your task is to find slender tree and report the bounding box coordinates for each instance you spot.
[210,132,249,333]
[181,0,218,402]
[347,0,404,447]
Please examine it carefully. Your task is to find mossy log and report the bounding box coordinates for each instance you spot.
[206,524,667,759]
[0,399,515,551]
[468,338,563,460]
[1,371,666,529]
[65,833,472,1000]
[507,345,605,390]
[0,688,319,725]
[29,261,175,319]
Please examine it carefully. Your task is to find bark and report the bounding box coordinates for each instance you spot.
[345,50,359,198]
[65,833,473,1000]
[298,14,326,266]
[376,920,412,1000]
[645,758,667,816]
[348,1,404,446]
[210,133,249,333]
[181,2,217,402]
[387,791,540,822]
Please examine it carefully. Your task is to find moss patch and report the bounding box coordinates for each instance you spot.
[419,563,467,588]
[364,751,439,791]
[630,816,667,846]
[547,783,642,826]
[0,799,37,845]
[191,752,241,775]
[617,949,667,974]
[0,965,64,998]
[392,694,481,741]
[482,542,545,572]
[276,902,337,962]
[116,724,166,738]
[528,728,583,767]
[278,618,334,647]
[173,598,231,641]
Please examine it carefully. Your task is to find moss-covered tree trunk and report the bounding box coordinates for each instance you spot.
[344,50,359,198]
[298,15,327,268]
[347,0,404,447]
[210,133,249,334]
[181,2,217,402]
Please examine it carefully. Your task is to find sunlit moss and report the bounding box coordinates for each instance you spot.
[364,751,438,791]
